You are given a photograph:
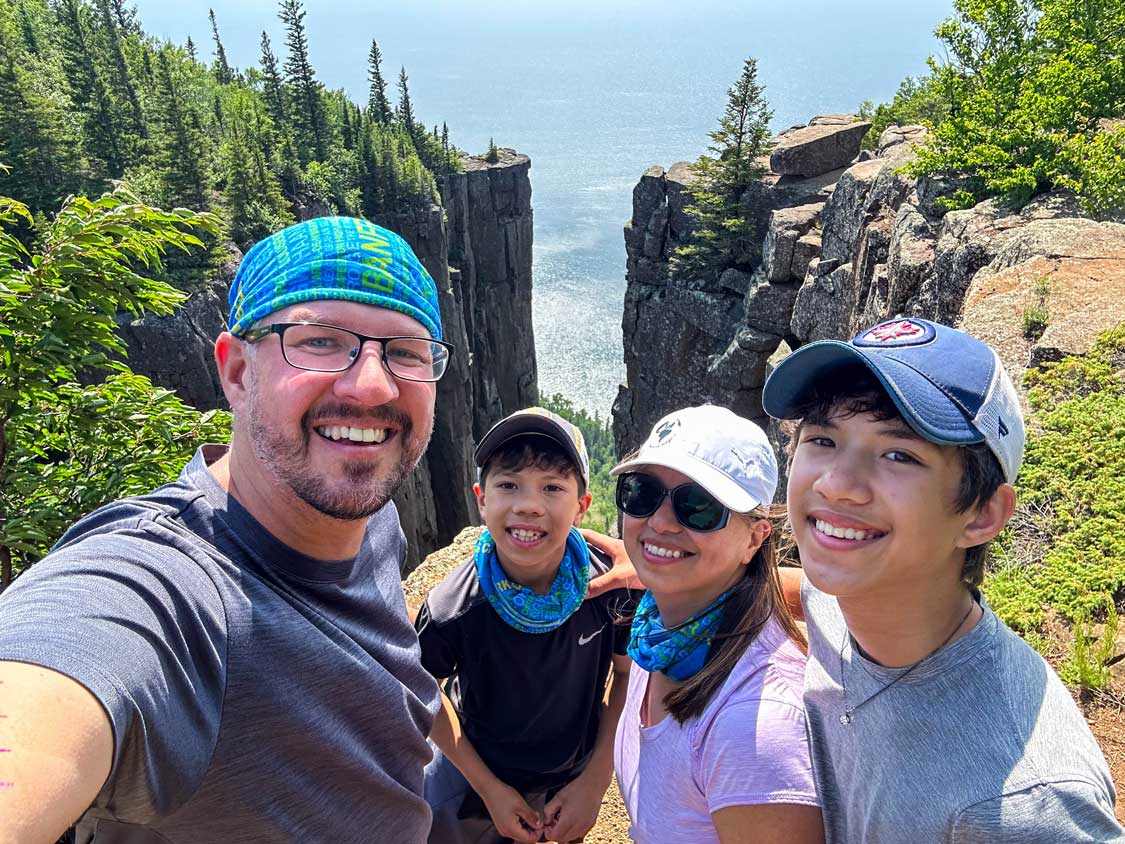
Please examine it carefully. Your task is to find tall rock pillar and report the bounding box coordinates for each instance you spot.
[441,150,537,441]
[378,203,477,573]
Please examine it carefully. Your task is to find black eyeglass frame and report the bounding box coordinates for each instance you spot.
[241,321,455,383]
[615,471,731,533]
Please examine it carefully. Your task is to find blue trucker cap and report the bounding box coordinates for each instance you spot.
[762,318,1025,484]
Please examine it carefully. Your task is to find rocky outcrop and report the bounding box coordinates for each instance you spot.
[770,115,872,178]
[613,116,872,456]
[440,149,538,441]
[615,116,1125,471]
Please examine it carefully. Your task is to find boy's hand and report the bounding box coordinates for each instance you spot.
[481,780,543,844]
[542,773,606,843]
[581,528,644,599]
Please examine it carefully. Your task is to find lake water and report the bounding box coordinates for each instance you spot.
[136,0,953,416]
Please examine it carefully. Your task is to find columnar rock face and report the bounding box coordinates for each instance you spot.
[378,203,477,573]
[617,116,1125,472]
[441,149,537,441]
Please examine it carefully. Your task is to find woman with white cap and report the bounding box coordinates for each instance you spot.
[611,405,823,844]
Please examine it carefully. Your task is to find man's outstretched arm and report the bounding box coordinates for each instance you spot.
[0,660,112,844]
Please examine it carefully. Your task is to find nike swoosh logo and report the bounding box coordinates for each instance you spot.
[578,625,606,646]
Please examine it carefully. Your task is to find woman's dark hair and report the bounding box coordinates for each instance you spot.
[781,364,1007,586]
[664,504,806,724]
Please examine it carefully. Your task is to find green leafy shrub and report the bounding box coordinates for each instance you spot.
[908,0,1125,214]
[0,182,224,584]
[985,325,1125,633]
[857,75,951,149]
[1059,604,1118,692]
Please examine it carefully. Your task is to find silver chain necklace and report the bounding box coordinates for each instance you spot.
[838,601,975,726]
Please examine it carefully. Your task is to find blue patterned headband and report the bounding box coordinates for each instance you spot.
[227,216,443,340]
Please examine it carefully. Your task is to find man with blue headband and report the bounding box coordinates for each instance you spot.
[0,217,452,843]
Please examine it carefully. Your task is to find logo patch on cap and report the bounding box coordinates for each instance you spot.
[854,319,935,348]
[653,418,681,446]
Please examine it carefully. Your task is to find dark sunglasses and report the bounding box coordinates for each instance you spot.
[615,472,730,532]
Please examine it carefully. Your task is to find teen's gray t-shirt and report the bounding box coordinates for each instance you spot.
[802,580,1124,844]
[0,446,440,843]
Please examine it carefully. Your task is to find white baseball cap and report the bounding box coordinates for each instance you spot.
[611,405,778,512]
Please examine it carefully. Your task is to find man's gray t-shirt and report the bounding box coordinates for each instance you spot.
[803,580,1124,843]
[0,446,441,843]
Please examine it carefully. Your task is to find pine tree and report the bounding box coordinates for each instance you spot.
[280,0,327,163]
[442,121,452,170]
[17,2,41,55]
[153,49,209,208]
[258,31,287,129]
[111,0,137,33]
[0,28,87,211]
[56,0,126,178]
[396,65,419,145]
[209,8,234,84]
[366,39,391,124]
[220,89,292,245]
[185,36,198,62]
[94,0,146,137]
[485,137,499,163]
[341,101,353,149]
[672,57,773,277]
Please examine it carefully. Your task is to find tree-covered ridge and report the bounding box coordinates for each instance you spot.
[0,0,462,247]
[860,0,1125,217]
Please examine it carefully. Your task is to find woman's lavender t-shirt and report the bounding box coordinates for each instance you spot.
[614,615,818,843]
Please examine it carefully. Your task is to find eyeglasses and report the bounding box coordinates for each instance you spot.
[242,322,454,382]
[615,472,730,532]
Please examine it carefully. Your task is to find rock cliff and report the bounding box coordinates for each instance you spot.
[120,150,537,571]
[614,116,1125,473]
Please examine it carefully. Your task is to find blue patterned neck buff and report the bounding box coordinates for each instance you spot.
[628,588,735,681]
[474,528,590,633]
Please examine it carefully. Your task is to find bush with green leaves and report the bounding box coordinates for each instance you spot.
[857,75,951,149]
[0,181,228,586]
[908,0,1125,215]
[984,325,1125,634]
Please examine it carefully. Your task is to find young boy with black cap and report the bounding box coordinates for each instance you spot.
[762,318,1124,842]
[415,408,634,844]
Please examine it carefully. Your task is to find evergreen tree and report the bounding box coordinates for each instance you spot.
[56,0,126,178]
[280,0,327,163]
[258,31,287,129]
[185,35,197,62]
[341,100,353,149]
[94,0,146,138]
[366,39,391,124]
[152,48,209,208]
[110,0,137,33]
[396,65,419,145]
[219,89,292,245]
[485,137,499,163]
[0,28,87,211]
[209,8,234,85]
[672,57,772,277]
[17,2,40,55]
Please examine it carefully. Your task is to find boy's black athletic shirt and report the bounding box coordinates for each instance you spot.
[415,547,636,795]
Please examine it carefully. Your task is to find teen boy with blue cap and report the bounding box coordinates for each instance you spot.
[763,317,1124,843]
[0,217,452,843]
